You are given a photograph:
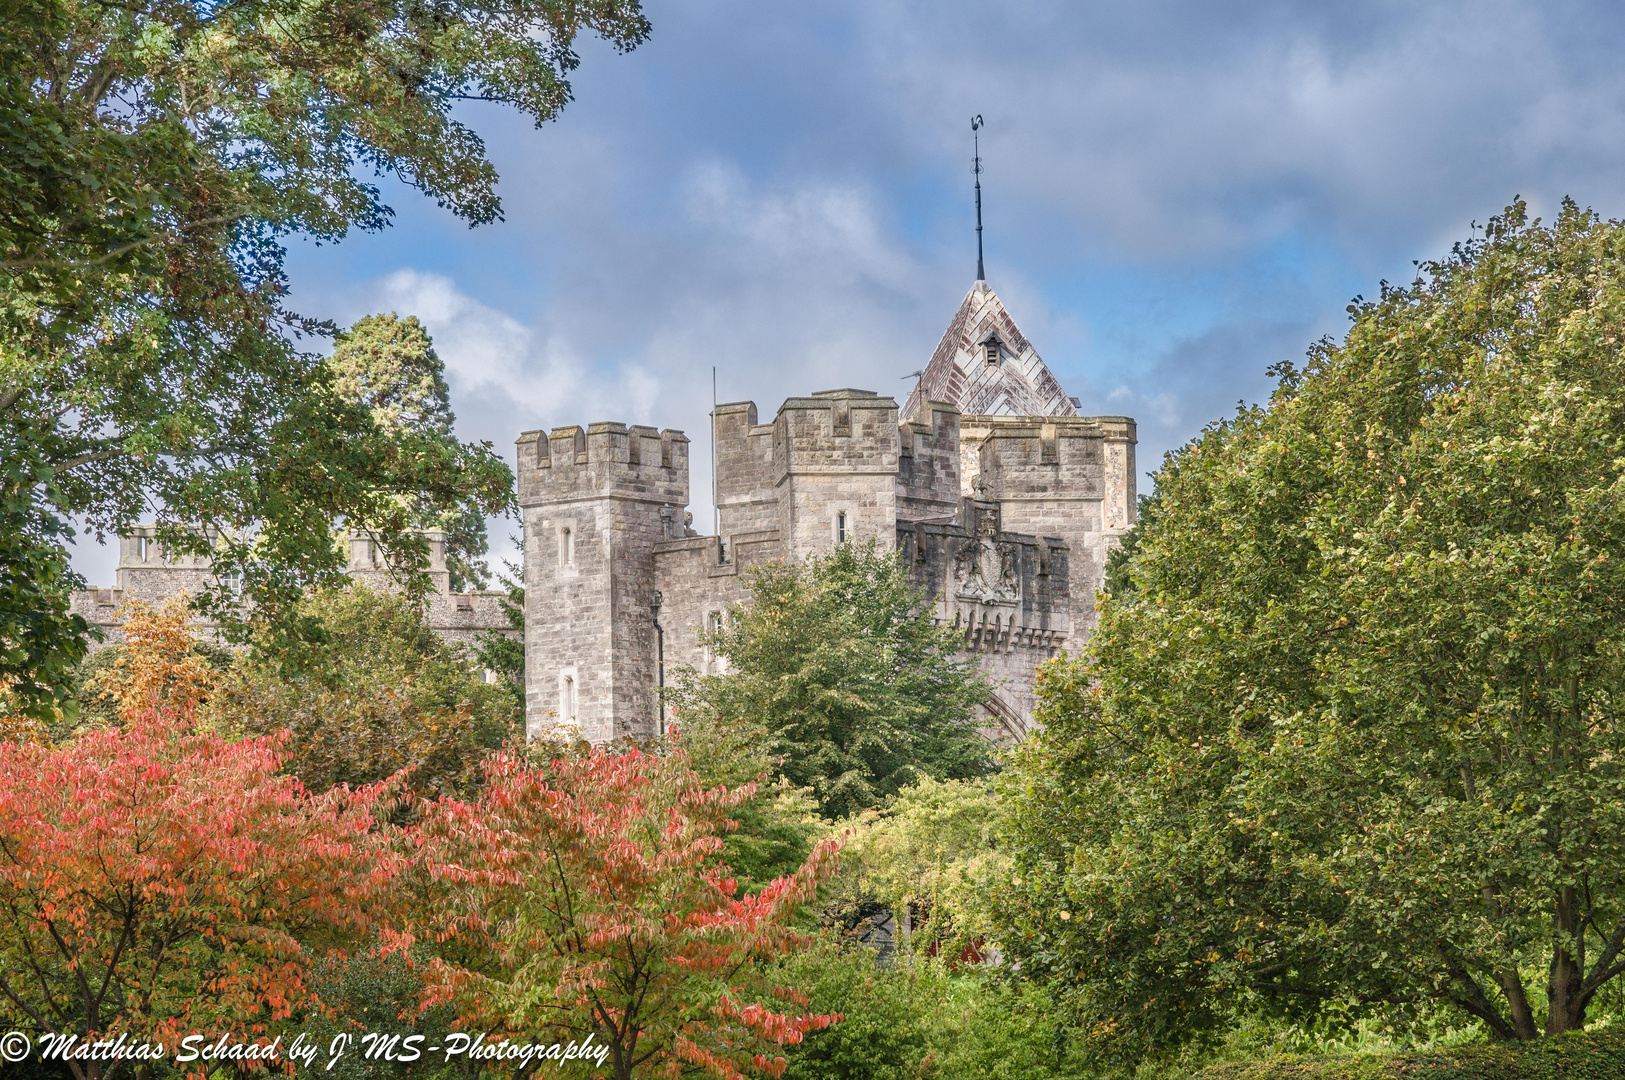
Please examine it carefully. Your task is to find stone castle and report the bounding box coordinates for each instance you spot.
[518,279,1136,743]
[70,278,1135,739]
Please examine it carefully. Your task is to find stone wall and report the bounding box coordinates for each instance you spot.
[773,389,900,562]
[71,525,516,653]
[517,421,690,742]
[524,388,1133,743]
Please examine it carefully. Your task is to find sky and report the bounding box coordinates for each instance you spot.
[70,0,1625,584]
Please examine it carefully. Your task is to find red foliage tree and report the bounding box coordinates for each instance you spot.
[0,704,404,1080]
[411,735,841,1080]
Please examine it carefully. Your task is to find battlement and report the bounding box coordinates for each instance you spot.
[966,414,1134,501]
[516,422,690,507]
[348,528,452,595]
[715,401,777,536]
[772,389,900,479]
[897,399,961,521]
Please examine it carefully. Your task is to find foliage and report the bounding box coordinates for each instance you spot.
[329,313,492,592]
[828,778,1006,960]
[1195,1027,1625,1080]
[411,735,842,1080]
[671,541,995,820]
[997,200,1625,1060]
[277,946,464,1080]
[473,538,527,709]
[1,0,650,688]
[0,686,405,1075]
[1101,492,1160,599]
[214,584,518,797]
[66,630,234,738]
[0,445,90,728]
[773,942,1090,1080]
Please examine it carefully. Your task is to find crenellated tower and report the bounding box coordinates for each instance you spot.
[515,422,690,742]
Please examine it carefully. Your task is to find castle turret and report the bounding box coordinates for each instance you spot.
[771,389,900,561]
[516,421,690,742]
[971,415,1136,637]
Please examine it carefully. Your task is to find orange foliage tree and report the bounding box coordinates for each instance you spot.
[0,628,404,1080]
[412,735,841,1080]
[98,597,223,721]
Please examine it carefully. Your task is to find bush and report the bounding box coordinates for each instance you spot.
[774,941,1089,1080]
[1198,1028,1625,1080]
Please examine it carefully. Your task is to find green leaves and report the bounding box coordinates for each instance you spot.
[999,199,1625,1058]
[672,541,996,821]
[1,0,647,703]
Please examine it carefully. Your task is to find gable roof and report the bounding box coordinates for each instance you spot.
[903,280,1078,420]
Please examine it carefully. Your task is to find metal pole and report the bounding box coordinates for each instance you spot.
[650,590,665,735]
[972,115,985,281]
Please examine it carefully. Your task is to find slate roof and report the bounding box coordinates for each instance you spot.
[903,279,1078,420]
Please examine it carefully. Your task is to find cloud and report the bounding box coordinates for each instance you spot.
[75,0,1625,586]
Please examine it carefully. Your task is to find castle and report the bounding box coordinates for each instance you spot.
[518,279,1136,743]
[69,279,1135,739]
[70,528,516,656]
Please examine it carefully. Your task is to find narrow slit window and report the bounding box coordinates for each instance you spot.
[837,511,848,543]
[562,675,577,723]
[136,536,149,561]
[560,525,574,566]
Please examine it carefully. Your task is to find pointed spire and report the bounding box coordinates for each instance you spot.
[903,280,1079,420]
[972,115,985,282]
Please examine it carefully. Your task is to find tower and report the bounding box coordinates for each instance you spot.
[516,422,690,742]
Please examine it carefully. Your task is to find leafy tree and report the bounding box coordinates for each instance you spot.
[827,778,1005,960]
[412,737,842,1080]
[0,655,406,1077]
[329,313,493,591]
[1,0,650,696]
[773,942,1090,1080]
[998,200,1625,1057]
[213,584,519,797]
[672,542,995,820]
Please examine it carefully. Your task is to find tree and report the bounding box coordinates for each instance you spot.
[1,0,650,697]
[0,638,406,1079]
[411,737,842,1080]
[826,778,1005,961]
[997,200,1625,1057]
[213,583,519,798]
[671,542,995,820]
[329,313,493,592]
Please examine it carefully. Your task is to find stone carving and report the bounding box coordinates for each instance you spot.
[955,512,1018,605]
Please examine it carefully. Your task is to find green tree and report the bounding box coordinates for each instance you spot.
[0,0,649,700]
[329,313,493,592]
[997,200,1625,1058]
[672,541,995,821]
[213,583,519,797]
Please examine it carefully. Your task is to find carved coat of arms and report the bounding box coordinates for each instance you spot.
[955,513,1018,605]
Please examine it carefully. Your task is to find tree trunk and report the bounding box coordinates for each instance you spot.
[1495,969,1540,1040]
[1548,886,1589,1034]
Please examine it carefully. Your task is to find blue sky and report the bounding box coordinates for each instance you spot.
[69,0,1625,583]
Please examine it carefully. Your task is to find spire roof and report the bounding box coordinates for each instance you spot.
[903,280,1079,420]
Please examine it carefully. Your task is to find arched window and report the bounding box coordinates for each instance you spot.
[560,525,575,567]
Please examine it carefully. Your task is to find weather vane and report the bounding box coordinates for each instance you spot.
[972,115,985,282]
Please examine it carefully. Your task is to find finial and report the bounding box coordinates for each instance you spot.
[972,115,985,282]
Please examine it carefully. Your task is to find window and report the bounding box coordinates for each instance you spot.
[561,673,578,724]
[837,511,848,543]
[135,536,150,561]
[560,524,575,567]
[984,340,1000,365]
[217,569,242,595]
[704,611,725,674]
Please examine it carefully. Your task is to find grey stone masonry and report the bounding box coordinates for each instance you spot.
[516,422,691,743]
[70,525,516,653]
[514,276,1135,743]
